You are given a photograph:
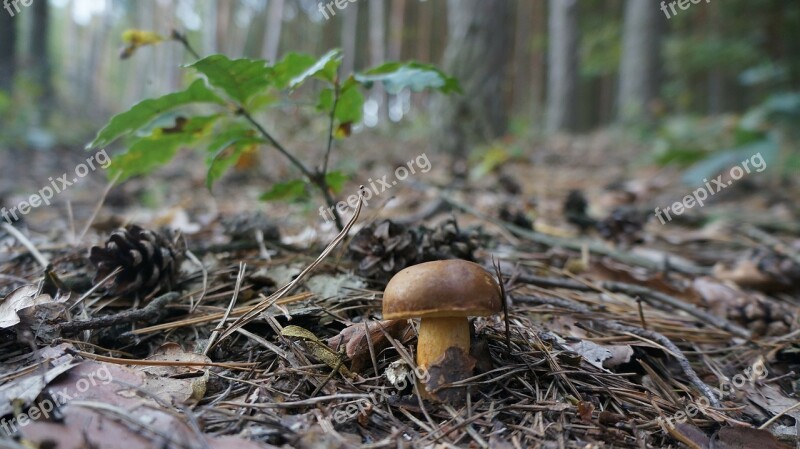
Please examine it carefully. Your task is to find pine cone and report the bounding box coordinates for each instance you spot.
[499,204,533,230]
[754,249,800,290]
[726,294,795,337]
[418,219,485,262]
[596,207,647,246]
[563,190,596,231]
[348,220,419,280]
[89,225,180,297]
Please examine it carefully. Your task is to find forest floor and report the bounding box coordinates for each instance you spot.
[0,130,798,448]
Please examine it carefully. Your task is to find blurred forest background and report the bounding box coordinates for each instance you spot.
[0,0,798,198]
[1,0,798,136]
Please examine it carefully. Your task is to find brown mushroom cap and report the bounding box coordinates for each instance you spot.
[382,260,502,319]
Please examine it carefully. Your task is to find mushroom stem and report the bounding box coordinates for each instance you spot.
[416,317,470,370]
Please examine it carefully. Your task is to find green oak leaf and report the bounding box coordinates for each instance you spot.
[272,53,318,89]
[189,55,273,104]
[108,115,219,181]
[355,62,462,95]
[206,128,266,190]
[260,179,309,202]
[325,171,349,194]
[318,83,364,125]
[289,49,342,89]
[87,79,223,149]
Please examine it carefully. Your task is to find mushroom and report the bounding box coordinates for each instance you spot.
[382,260,502,380]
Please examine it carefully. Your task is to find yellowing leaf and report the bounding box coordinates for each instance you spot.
[120,29,165,59]
[122,29,165,46]
[281,325,354,379]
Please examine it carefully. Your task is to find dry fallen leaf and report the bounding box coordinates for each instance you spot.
[714,260,776,290]
[425,346,476,405]
[283,325,354,379]
[666,422,792,449]
[0,285,57,329]
[0,361,77,416]
[577,401,594,423]
[717,426,792,449]
[136,342,211,402]
[565,340,633,370]
[19,361,274,449]
[326,319,411,373]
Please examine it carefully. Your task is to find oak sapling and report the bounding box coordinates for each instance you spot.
[88,31,460,231]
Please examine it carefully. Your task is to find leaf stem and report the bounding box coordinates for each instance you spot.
[171,29,201,60]
[322,76,340,176]
[240,109,344,230]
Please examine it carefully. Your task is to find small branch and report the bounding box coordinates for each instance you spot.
[59,292,180,335]
[239,108,316,181]
[239,108,344,230]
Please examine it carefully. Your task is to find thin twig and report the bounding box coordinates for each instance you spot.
[492,257,511,353]
[741,225,800,266]
[1,223,49,268]
[239,109,316,181]
[209,186,367,348]
[184,249,208,314]
[69,266,122,311]
[239,108,344,230]
[76,171,120,245]
[59,292,180,334]
[203,263,245,356]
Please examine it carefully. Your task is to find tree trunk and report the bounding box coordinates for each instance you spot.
[203,0,218,55]
[617,0,663,122]
[368,0,386,124]
[340,2,359,74]
[0,6,16,92]
[432,0,513,176]
[531,0,546,122]
[387,0,406,61]
[30,0,52,105]
[546,0,579,133]
[513,0,533,118]
[263,0,285,61]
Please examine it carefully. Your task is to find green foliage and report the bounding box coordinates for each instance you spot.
[289,49,341,88]
[354,62,461,95]
[90,42,457,219]
[681,138,778,184]
[107,115,220,181]
[653,92,800,182]
[324,171,349,194]
[317,78,365,127]
[581,21,620,77]
[188,55,273,104]
[260,179,309,202]
[88,79,223,149]
[205,127,265,189]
